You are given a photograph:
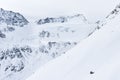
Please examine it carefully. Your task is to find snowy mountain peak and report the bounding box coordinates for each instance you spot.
[96,4,120,27]
[0,8,29,27]
[37,14,87,25]
[106,3,120,19]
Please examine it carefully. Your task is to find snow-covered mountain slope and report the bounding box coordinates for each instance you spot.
[26,4,120,80]
[37,14,87,25]
[34,14,95,42]
[0,8,28,27]
[1,1,120,80]
[97,3,120,27]
[0,8,29,38]
[0,8,96,80]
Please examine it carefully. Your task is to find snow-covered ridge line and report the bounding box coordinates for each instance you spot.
[37,14,87,25]
[0,8,29,38]
[96,3,120,27]
[0,8,29,27]
[88,3,120,37]
[106,3,120,19]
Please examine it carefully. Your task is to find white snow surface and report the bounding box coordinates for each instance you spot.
[26,6,120,80]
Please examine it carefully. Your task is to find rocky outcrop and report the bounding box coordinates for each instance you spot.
[0,8,29,27]
[37,14,87,25]
[0,41,76,80]
[0,31,6,38]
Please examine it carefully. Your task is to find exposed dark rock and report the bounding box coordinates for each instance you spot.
[37,17,67,25]
[21,46,32,53]
[7,27,15,32]
[12,47,23,58]
[37,14,81,25]
[0,8,29,27]
[0,54,4,61]
[7,50,16,59]
[90,71,94,74]
[39,30,50,38]
[0,46,33,61]
[11,61,24,72]
[37,14,83,25]
[0,31,6,38]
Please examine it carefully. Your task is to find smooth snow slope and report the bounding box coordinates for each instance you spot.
[26,7,120,80]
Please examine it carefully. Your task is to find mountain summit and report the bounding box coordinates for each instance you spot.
[0,8,29,27]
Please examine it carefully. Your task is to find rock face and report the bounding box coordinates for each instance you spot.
[0,41,76,80]
[0,31,6,38]
[0,46,32,73]
[37,17,67,24]
[106,4,120,19]
[39,30,51,38]
[0,8,29,27]
[0,8,29,38]
[37,14,87,25]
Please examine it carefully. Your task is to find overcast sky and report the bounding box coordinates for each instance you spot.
[0,0,119,22]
